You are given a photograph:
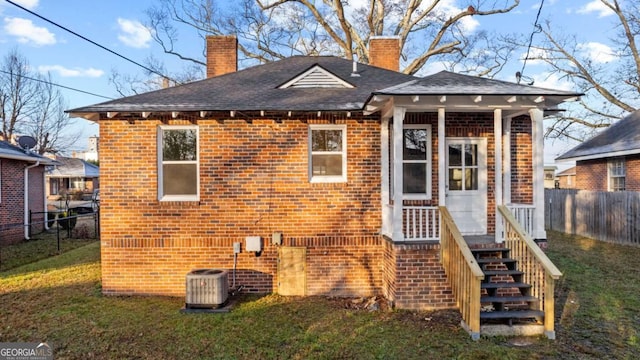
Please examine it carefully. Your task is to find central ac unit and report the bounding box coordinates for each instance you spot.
[185,269,229,309]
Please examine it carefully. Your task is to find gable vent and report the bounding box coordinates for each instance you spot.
[279,65,354,89]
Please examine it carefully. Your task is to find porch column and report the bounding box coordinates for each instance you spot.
[438,108,446,206]
[381,116,391,237]
[503,116,512,204]
[392,107,406,240]
[530,108,546,240]
[494,109,503,243]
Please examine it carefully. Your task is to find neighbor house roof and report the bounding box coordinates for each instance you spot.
[556,110,640,162]
[46,156,99,178]
[556,166,576,176]
[0,140,56,165]
[68,56,418,119]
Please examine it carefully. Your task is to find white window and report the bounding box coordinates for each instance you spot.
[158,125,199,201]
[609,158,625,191]
[402,124,432,199]
[309,125,347,182]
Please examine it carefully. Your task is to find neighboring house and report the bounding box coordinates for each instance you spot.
[46,156,100,199]
[556,166,576,189]
[557,110,640,191]
[544,165,557,188]
[69,36,579,338]
[0,140,56,244]
[72,135,99,162]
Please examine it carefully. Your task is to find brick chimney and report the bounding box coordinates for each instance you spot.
[206,35,238,78]
[368,36,400,72]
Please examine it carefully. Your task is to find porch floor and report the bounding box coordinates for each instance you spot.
[464,235,497,247]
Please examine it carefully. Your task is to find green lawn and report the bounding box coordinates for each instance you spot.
[0,231,638,359]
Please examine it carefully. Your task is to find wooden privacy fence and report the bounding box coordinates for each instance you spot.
[545,189,640,245]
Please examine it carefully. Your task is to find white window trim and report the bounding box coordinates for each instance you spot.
[402,124,432,200]
[308,124,347,183]
[608,157,626,191]
[157,125,200,201]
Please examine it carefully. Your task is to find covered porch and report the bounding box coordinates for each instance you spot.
[368,72,577,339]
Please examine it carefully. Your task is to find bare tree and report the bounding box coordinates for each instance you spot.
[0,49,80,154]
[522,0,640,141]
[26,73,80,155]
[0,49,39,142]
[132,0,520,88]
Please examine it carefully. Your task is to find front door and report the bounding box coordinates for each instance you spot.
[445,138,487,235]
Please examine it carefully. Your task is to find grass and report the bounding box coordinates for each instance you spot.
[0,216,98,271]
[1,231,638,359]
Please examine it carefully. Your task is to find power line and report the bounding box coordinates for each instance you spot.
[0,69,114,100]
[518,0,545,84]
[5,0,178,84]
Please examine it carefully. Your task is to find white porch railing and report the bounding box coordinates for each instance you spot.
[403,206,440,241]
[506,203,535,237]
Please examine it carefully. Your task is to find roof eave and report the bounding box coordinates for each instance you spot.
[556,148,640,162]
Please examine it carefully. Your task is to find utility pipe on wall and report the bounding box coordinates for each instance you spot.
[24,161,40,240]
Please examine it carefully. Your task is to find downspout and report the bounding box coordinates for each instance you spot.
[24,161,40,240]
[43,169,49,230]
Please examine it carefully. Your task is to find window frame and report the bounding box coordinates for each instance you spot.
[608,157,626,191]
[308,124,347,183]
[402,124,432,200]
[157,125,200,201]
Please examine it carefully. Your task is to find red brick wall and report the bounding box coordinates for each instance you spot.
[576,159,608,190]
[382,239,456,310]
[510,116,534,203]
[100,110,535,309]
[576,154,640,191]
[100,115,383,296]
[369,37,400,71]
[0,159,45,244]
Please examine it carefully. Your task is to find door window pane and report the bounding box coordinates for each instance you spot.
[464,145,477,166]
[448,144,462,166]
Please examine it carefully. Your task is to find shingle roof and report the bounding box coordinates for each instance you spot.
[556,110,640,161]
[68,56,418,115]
[46,156,99,178]
[374,71,581,96]
[0,140,56,164]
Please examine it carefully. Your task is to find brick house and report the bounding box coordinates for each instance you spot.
[46,156,100,199]
[0,139,56,244]
[556,166,576,189]
[557,110,640,191]
[69,36,578,338]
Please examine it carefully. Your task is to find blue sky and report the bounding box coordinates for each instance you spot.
[0,0,620,165]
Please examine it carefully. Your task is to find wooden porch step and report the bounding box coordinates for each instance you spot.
[481,282,531,290]
[482,269,524,282]
[482,270,524,277]
[471,247,510,255]
[481,295,538,303]
[476,257,516,264]
[480,309,544,320]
